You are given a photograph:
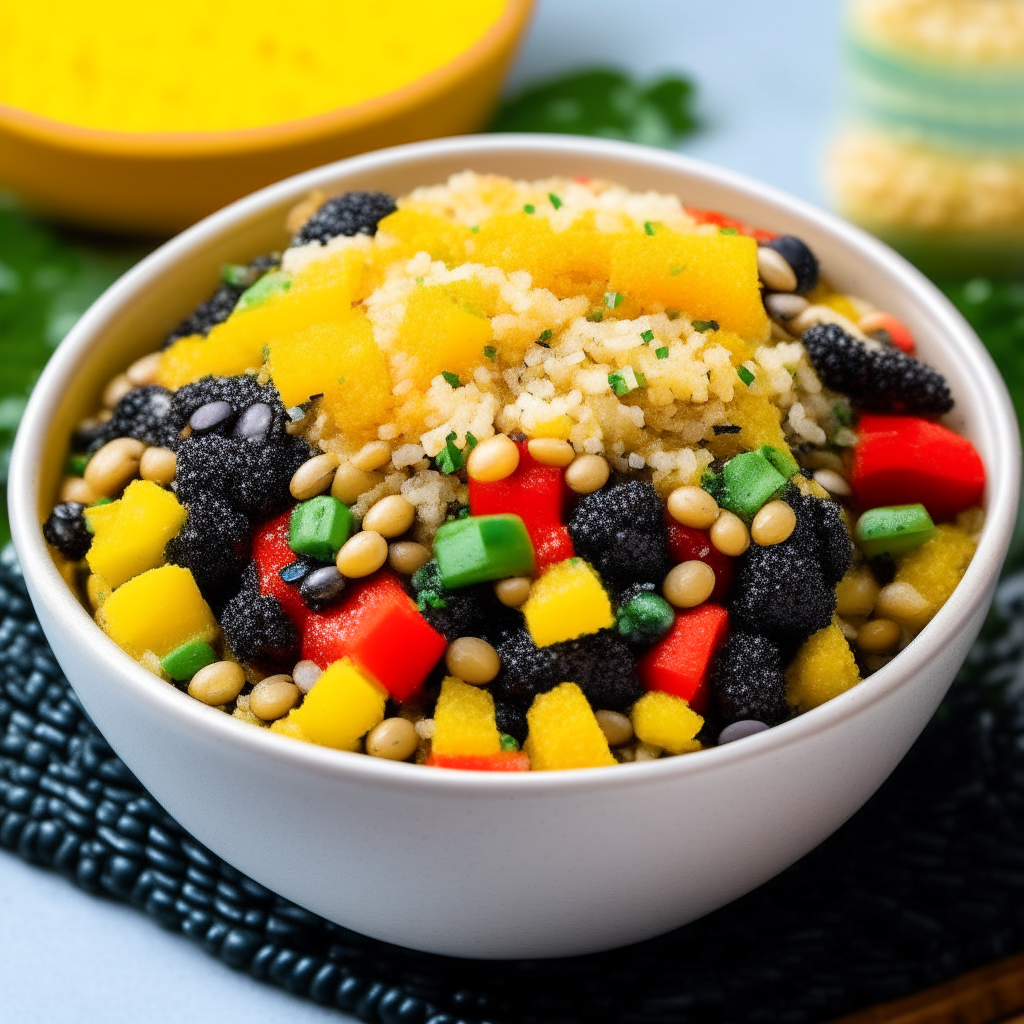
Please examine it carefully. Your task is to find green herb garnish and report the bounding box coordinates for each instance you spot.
[608,371,628,397]
[692,319,719,333]
[719,226,738,235]
[441,370,461,388]
[523,204,535,214]
[548,193,563,209]
[669,265,686,276]
[737,365,755,386]
[644,220,657,236]
[641,329,654,343]
[655,346,669,359]
[66,453,89,477]
[538,329,552,342]
[587,309,604,322]
[470,225,480,233]
[483,345,497,360]
[666,308,680,320]
[605,291,624,308]
[415,276,425,284]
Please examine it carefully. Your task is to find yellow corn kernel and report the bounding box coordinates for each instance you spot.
[85,479,186,589]
[631,691,703,754]
[432,676,501,756]
[609,230,771,342]
[97,565,217,660]
[287,658,386,750]
[522,558,614,648]
[269,311,393,444]
[525,682,616,770]
[890,524,976,631]
[785,621,861,713]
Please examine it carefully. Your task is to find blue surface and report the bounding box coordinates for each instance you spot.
[0,1,843,1020]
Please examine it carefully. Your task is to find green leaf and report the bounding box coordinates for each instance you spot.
[483,345,497,360]
[548,193,563,209]
[523,204,535,214]
[441,370,461,388]
[640,329,654,343]
[692,319,719,332]
[655,346,669,359]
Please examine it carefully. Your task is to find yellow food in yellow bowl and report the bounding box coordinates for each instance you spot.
[0,0,532,233]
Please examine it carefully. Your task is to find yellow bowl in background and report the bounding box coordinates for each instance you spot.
[0,0,533,235]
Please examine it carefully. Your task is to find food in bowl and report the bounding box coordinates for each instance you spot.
[41,174,986,771]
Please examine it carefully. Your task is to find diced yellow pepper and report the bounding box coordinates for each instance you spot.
[286,658,386,751]
[609,230,770,342]
[631,691,703,754]
[376,208,472,266]
[525,682,616,770]
[432,676,501,756]
[522,558,614,648]
[268,310,393,443]
[785,622,861,713]
[525,413,573,440]
[889,524,976,631]
[97,565,217,660]
[85,480,186,589]
[395,283,493,387]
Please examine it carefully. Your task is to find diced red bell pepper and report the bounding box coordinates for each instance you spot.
[858,311,915,355]
[664,514,735,602]
[301,569,445,701]
[252,511,309,629]
[468,440,574,571]
[851,414,985,522]
[636,604,729,714]
[683,207,777,244]
[426,751,531,771]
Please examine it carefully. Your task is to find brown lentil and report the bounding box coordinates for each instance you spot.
[331,461,380,504]
[663,560,716,608]
[60,476,98,505]
[362,494,415,538]
[527,437,575,467]
[336,530,388,578]
[710,510,750,556]
[564,453,610,494]
[757,247,798,292]
[494,576,532,607]
[445,636,501,684]
[125,352,163,387]
[291,659,323,693]
[102,373,134,409]
[857,618,902,653]
[750,500,796,546]
[388,541,432,575]
[667,485,719,529]
[84,437,146,497]
[366,717,418,761]
[289,453,338,500]
[350,440,392,472]
[875,581,929,624]
[595,709,633,747]
[249,675,301,720]
[188,661,246,706]
[139,446,177,486]
[466,434,520,482]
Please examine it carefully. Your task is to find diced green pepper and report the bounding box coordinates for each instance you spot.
[289,495,352,562]
[433,514,535,589]
[760,444,800,481]
[160,639,217,682]
[855,504,935,560]
[718,451,787,521]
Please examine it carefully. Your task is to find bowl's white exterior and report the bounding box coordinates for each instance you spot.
[8,135,1020,960]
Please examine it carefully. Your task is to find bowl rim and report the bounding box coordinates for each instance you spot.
[8,132,1021,796]
[0,0,534,158]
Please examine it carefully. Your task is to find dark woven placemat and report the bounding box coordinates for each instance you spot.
[3,549,1024,1024]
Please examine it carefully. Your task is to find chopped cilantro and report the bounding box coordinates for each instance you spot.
[483,345,497,360]
[605,291,624,308]
[587,309,604,322]
[523,204,535,214]
[470,225,480,233]
[548,192,563,209]
[436,431,464,473]
[655,346,669,359]
[737,365,755,386]
[669,265,686,276]
[635,371,647,387]
[833,402,852,426]
[644,220,657,236]
[415,276,425,284]
[719,226,738,235]
[441,370,461,388]
[608,366,644,397]
[692,319,719,333]
[608,371,629,397]
[538,329,552,342]
[666,308,680,320]
[641,329,655,343]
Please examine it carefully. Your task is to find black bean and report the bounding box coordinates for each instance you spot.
[299,566,346,609]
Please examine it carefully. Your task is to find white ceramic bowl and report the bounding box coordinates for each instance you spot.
[8,135,1020,960]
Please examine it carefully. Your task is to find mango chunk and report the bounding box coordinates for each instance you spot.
[269,311,393,442]
[609,230,770,342]
[889,524,976,631]
[708,389,788,460]
[631,690,703,754]
[522,558,614,647]
[525,682,616,770]
[85,480,186,589]
[785,622,861,713]
[432,676,501,756]
[376,208,472,266]
[97,565,217,660]
[395,283,493,388]
[286,658,386,751]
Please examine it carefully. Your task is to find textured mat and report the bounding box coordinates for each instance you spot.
[3,550,1024,1024]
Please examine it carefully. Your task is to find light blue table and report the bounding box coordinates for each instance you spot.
[0,2,843,1019]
